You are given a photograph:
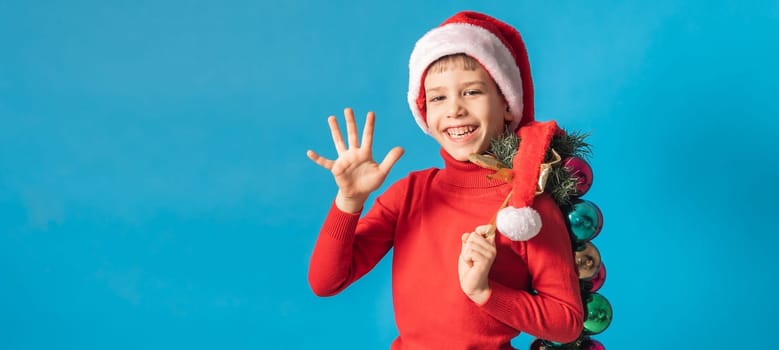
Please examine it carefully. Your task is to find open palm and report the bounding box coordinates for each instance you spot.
[307,108,404,212]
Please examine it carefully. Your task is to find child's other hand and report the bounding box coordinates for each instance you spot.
[307,108,404,213]
[458,225,497,305]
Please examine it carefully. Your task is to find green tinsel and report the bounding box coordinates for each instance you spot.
[487,127,592,206]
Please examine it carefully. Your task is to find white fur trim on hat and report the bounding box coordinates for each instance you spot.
[408,23,524,134]
[496,206,542,241]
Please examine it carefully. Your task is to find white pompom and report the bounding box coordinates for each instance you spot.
[496,206,542,241]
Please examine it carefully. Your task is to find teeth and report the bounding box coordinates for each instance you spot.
[446,126,476,138]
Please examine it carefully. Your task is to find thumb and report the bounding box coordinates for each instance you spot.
[474,224,495,238]
[487,232,496,244]
[379,147,404,173]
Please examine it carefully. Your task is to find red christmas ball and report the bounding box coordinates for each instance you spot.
[563,157,594,196]
[589,263,607,292]
[582,339,605,350]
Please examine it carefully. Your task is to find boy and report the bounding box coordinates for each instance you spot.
[306,11,583,349]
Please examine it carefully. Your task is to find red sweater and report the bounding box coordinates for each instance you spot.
[309,150,583,349]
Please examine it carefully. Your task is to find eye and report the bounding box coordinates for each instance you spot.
[428,95,445,103]
[463,89,482,96]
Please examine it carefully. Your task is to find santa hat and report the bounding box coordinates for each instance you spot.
[408,11,558,241]
[496,120,560,241]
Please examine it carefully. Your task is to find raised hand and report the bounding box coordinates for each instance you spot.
[307,108,404,213]
[458,225,497,304]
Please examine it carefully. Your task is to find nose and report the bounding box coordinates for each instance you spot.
[445,96,466,119]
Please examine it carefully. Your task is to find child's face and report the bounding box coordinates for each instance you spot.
[423,64,512,161]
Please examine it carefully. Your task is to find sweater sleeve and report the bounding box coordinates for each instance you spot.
[307,181,403,297]
[479,194,584,343]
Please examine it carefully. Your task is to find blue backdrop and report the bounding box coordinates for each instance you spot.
[2,1,778,349]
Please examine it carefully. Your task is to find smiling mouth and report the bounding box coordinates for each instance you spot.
[445,126,477,139]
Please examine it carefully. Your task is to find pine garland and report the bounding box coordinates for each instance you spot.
[488,127,608,350]
[487,127,592,206]
[488,127,521,166]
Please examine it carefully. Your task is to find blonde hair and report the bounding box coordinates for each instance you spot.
[426,53,481,74]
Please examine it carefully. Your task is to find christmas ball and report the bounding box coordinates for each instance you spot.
[529,338,547,350]
[529,338,565,349]
[589,263,607,292]
[563,156,594,196]
[575,242,602,280]
[581,339,605,350]
[584,293,613,335]
[564,199,603,242]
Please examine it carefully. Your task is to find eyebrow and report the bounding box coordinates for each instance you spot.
[461,81,488,88]
[425,86,445,94]
[425,81,488,94]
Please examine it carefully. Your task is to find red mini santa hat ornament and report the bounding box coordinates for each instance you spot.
[408,11,560,241]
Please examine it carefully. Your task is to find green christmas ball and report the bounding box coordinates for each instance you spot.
[564,199,603,242]
[584,293,613,335]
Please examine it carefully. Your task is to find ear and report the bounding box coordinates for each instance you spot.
[503,105,513,123]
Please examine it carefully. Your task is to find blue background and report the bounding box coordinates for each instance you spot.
[2,1,778,349]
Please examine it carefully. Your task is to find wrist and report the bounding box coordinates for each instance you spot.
[468,286,492,305]
[335,192,367,214]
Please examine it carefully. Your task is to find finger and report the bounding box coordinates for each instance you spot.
[467,232,488,245]
[328,116,347,154]
[466,241,494,255]
[467,235,497,253]
[460,245,475,264]
[361,111,375,150]
[344,107,359,149]
[306,150,335,170]
[379,147,405,173]
[474,224,494,238]
[461,233,474,262]
[465,244,494,262]
[468,240,497,255]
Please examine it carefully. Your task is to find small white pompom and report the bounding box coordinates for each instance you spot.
[496,206,542,241]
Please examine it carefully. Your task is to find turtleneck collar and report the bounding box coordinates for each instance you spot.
[438,148,509,189]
